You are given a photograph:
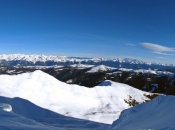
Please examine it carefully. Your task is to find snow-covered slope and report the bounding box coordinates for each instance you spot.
[110,95,175,130]
[0,109,60,130]
[87,65,116,73]
[0,70,152,124]
[0,96,110,130]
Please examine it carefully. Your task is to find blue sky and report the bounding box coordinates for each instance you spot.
[0,0,175,63]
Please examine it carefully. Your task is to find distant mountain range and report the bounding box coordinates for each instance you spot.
[0,54,175,69]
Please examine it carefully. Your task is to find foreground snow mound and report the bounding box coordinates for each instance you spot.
[110,95,175,130]
[0,96,109,130]
[87,65,116,73]
[0,103,12,112]
[0,70,151,124]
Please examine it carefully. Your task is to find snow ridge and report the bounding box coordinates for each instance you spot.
[87,65,116,73]
[0,70,151,124]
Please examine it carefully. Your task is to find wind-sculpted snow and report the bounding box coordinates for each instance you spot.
[0,103,12,112]
[110,95,175,130]
[0,70,151,124]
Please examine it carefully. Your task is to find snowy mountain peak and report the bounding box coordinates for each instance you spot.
[0,54,144,63]
[0,54,175,69]
[87,65,116,73]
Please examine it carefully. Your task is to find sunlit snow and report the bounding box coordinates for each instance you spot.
[110,95,175,130]
[0,70,150,124]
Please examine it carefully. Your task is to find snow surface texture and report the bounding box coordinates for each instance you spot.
[87,65,116,73]
[0,103,12,112]
[0,96,110,130]
[110,95,175,130]
[0,70,150,124]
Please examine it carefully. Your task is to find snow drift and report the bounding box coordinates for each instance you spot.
[0,103,12,112]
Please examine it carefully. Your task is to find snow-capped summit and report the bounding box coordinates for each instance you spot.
[0,54,174,69]
[0,70,154,124]
[87,65,116,73]
[0,54,68,63]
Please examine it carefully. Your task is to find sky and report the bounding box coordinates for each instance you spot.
[0,0,175,63]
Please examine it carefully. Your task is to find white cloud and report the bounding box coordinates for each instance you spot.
[140,42,175,55]
[153,52,174,55]
[126,44,136,46]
